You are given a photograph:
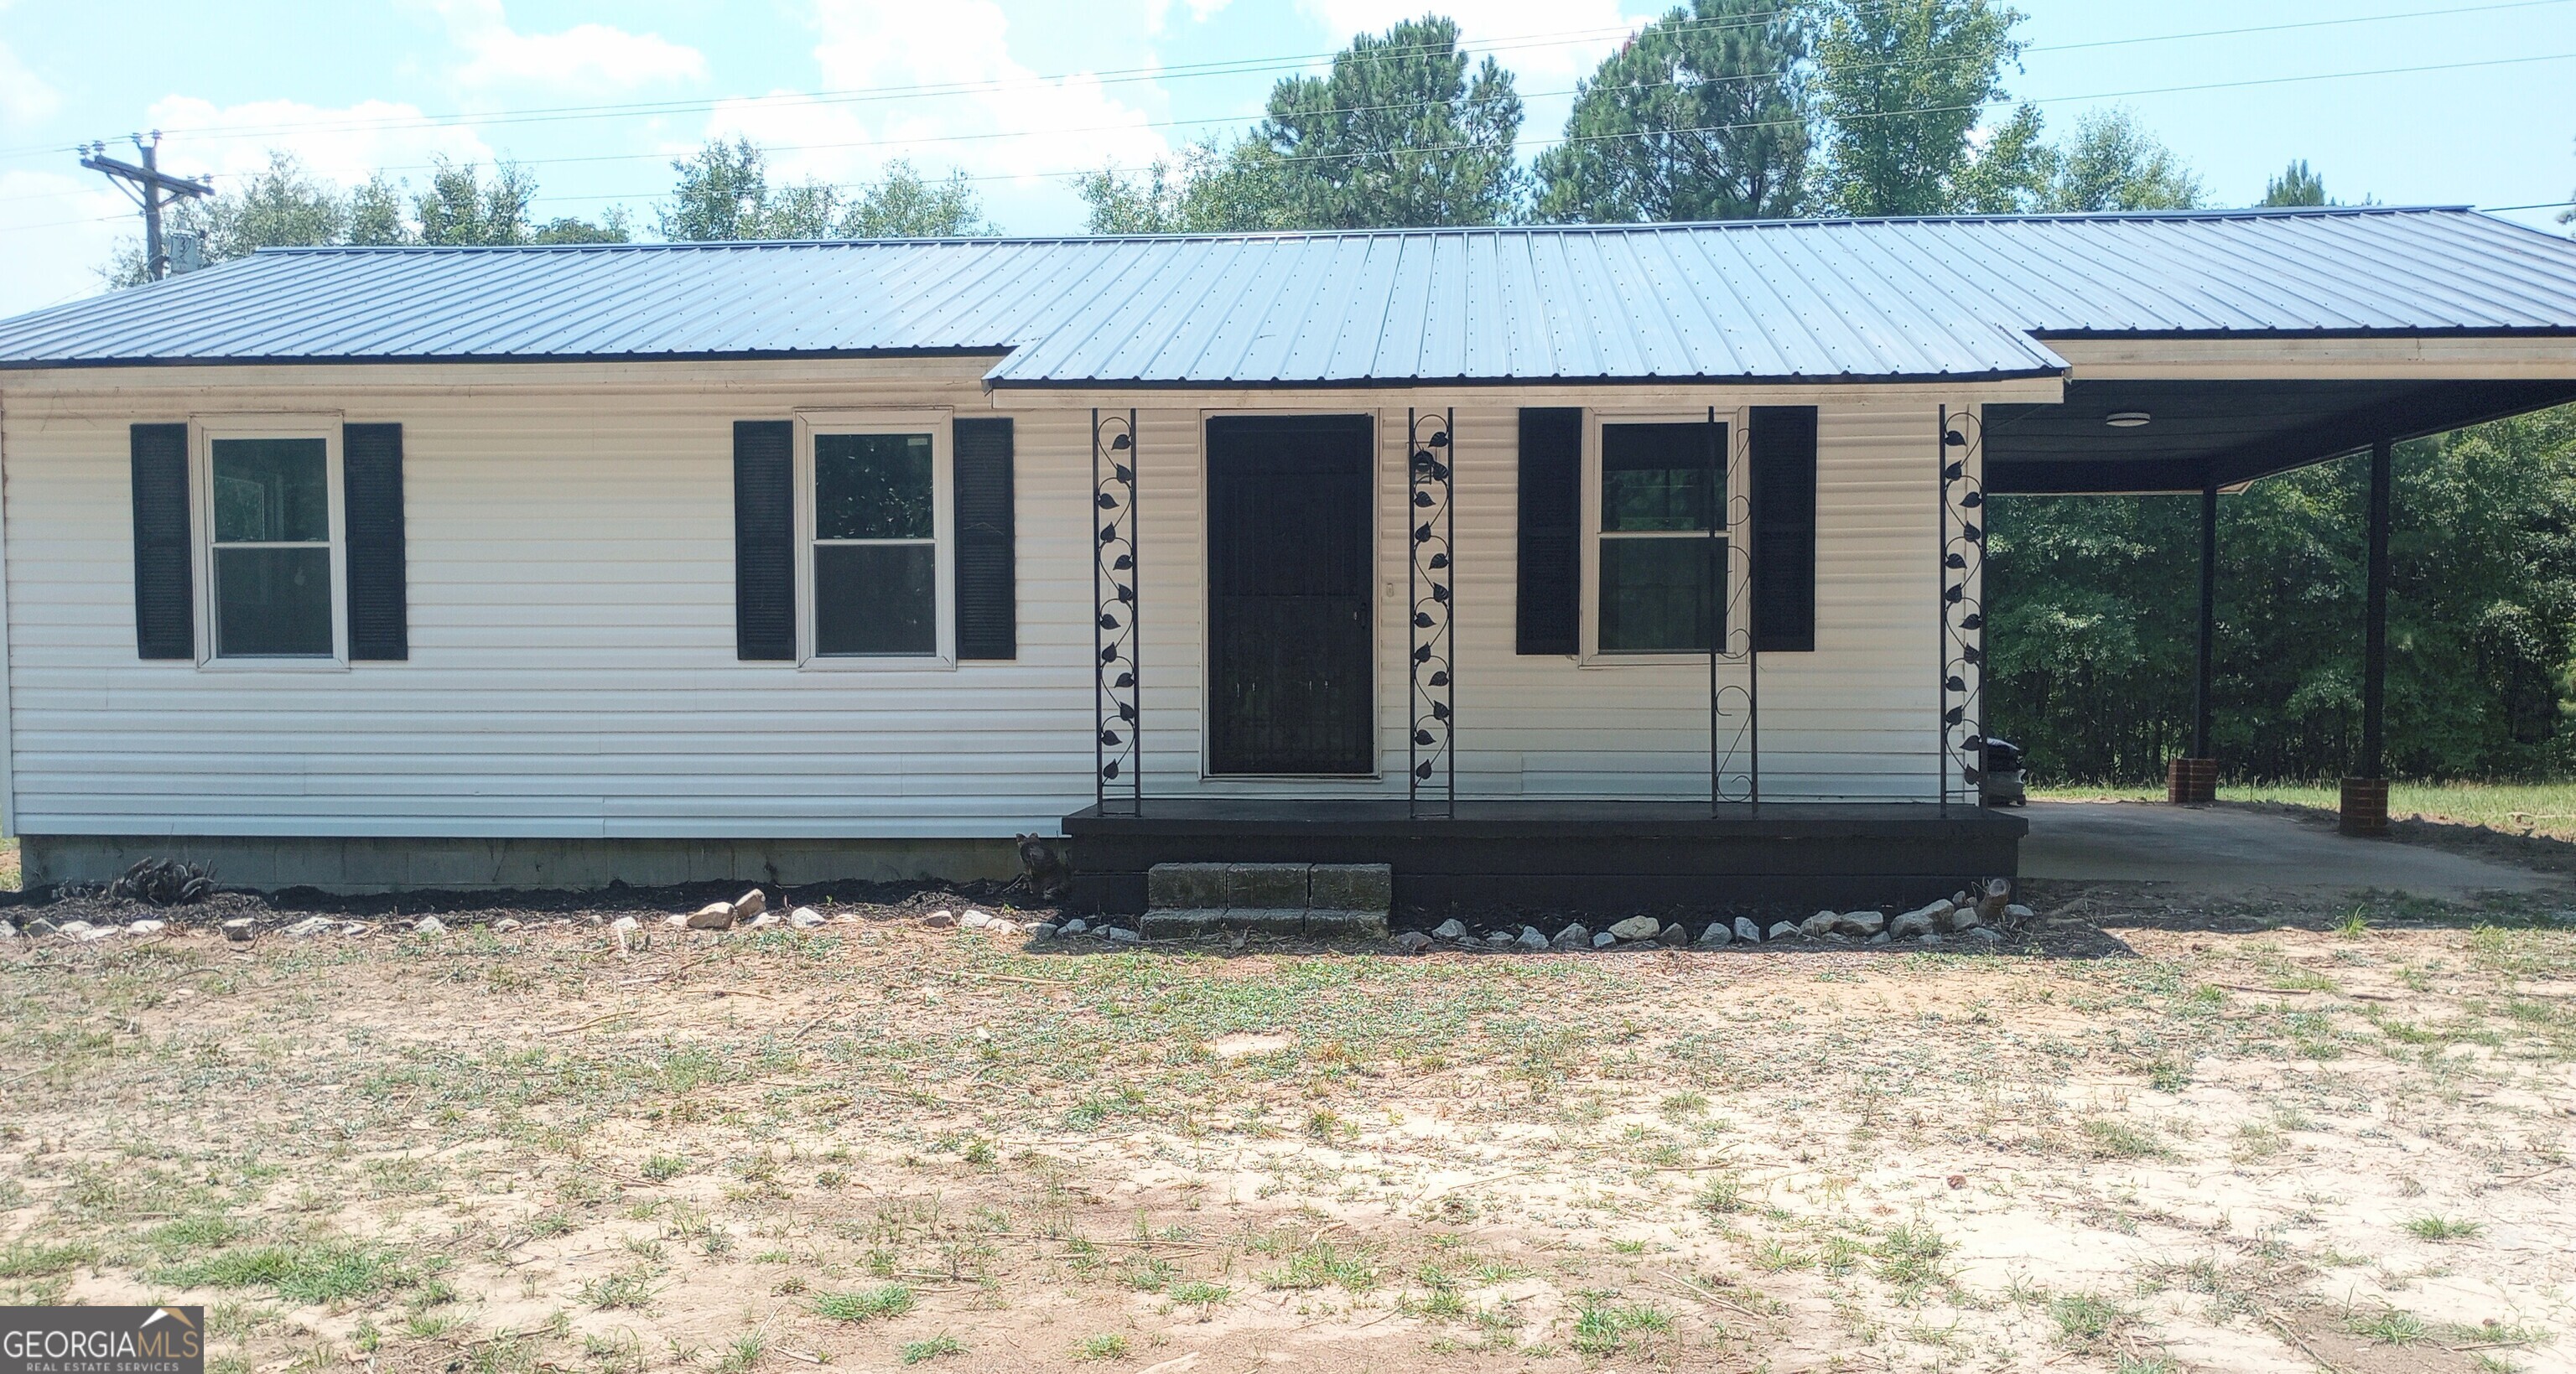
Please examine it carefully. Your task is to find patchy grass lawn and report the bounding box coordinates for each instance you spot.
[2037,780,2576,845]
[3,889,2573,1373]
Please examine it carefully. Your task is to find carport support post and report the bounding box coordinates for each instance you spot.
[2168,483,2220,805]
[2341,438,2393,836]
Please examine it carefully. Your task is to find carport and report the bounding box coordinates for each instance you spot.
[1985,339,2576,832]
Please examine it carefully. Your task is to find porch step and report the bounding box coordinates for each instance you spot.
[1140,863,1389,940]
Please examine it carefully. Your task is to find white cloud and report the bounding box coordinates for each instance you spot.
[0,39,61,127]
[1296,0,1649,95]
[0,168,129,319]
[143,96,498,189]
[697,0,1171,230]
[430,0,706,91]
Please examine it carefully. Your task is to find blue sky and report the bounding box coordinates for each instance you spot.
[0,0,2570,317]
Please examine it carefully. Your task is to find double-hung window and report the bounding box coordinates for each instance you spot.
[1593,420,1725,655]
[805,420,952,660]
[203,425,341,660]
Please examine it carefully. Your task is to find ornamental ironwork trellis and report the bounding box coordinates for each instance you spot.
[1937,404,1988,809]
[1092,407,1141,815]
[1407,407,1457,818]
[1710,407,1758,813]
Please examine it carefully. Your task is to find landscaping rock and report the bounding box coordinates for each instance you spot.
[1431,918,1468,941]
[1696,921,1732,948]
[1889,905,1940,939]
[1919,933,1943,947]
[1734,916,1762,944]
[1659,923,1690,947]
[74,925,115,942]
[2003,903,2035,923]
[1944,904,1985,933]
[1027,922,1059,940]
[610,915,640,936]
[687,902,735,931]
[1104,926,1140,944]
[1799,911,1840,939]
[59,920,94,937]
[663,912,691,928]
[961,909,996,929]
[744,911,779,931]
[1835,910,1887,938]
[790,907,826,929]
[1967,926,2004,945]
[1592,931,1616,948]
[221,918,256,943]
[922,909,957,929]
[1867,931,1889,944]
[1607,915,1661,942]
[413,916,447,936]
[1552,923,1591,951]
[1484,931,1513,947]
[23,918,58,936]
[342,921,374,936]
[1767,920,1801,941]
[1394,931,1434,954]
[0,921,15,940]
[1515,926,1548,951]
[127,919,166,936]
[285,916,333,937]
[492,917,522,933]
[733,889,768,920]
[1060,918,1089,936]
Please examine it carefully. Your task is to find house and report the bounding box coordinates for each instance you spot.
[1,207,2572,913]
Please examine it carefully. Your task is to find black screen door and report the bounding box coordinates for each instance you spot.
[1207,415,1374,775]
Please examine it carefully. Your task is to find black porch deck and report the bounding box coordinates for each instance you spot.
[1063,799,2028,917]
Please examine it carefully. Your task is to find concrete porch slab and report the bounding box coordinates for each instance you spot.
[2018,800,2561,897]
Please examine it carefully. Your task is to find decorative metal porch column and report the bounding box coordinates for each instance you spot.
[1711,406,1758,812]
[1092,407,1141,816]
[2342,438,2394,836]
[1937,406,1988,809]
[2168,482,2220,804]
[1407,408,1457,818]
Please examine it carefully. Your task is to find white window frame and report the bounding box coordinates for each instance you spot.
[792,409,955,669]
[1580,408,1742,666]
[190,413,347,670]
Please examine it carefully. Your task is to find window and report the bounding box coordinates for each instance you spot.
[808,426,947,658]
[207,433,337,658]
[1595,421,1725,654]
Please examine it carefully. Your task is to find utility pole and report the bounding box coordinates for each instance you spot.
[81,132,212,281]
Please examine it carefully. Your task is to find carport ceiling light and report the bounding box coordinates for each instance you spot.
[2106,412,2152,428]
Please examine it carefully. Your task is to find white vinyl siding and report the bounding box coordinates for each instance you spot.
[0,360,1964,839]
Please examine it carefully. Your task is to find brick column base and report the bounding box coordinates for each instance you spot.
[2167,757,2217,805]
[2340,777,2390,837]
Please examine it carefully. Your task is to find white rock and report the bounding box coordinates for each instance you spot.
[2003,903,2035,922]
[59,920,95,936]
[1696,921,1732,947]
[1919,933,1943,947]
[1867,931,1889,945]
[1514,926,1548,951]
[1945,904,1985,932]
[744,910,779,930]
[413,916,447,936]
[0,922,16,940]
[492,917,522,933]
[1431,918,1468,941]
[610,915,640,935]
[221,918,256,943]
[790,907,826,929]
[1027,922,1060,940]
[1767,920,1801,941]
[732,889,768,920]
[1734,916,1762,943]
[1394,931,1434,954]
[1104,926,1140,943]
[1592,931,1616,948]
[1551,923,1590,950]
[1060,918,1089,936]
[922,909,957,929]
[664,912,693,928]
[1889,907,1940,940]
[338,921,370,936]
[1835,910,1887,938]
[687,901,735,931]
[961,910,995,930]
[1483,931,1513,947]
[74,925,116,942]
[984,919,1020,936]
[1607,915,1661,942]
[285,916,334,937]
[127,919,165,936]
[1799,911,1840,939]
[1967,926,2003,945]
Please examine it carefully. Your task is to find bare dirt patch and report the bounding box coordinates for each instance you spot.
[3,885,2572,1373]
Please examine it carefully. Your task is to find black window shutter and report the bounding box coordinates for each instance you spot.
[1516,407,1582,655]
[733,420,796,661]
[1750,405,1819,653]
[343,423,408,661]
[130,423,194,660]
[953,417,1016,660]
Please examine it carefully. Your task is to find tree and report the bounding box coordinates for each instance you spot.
[659,137,797,241]
[1812,0,2024,217]
[530,207,635,244]
[2040,107,2200,211]
[1254,15,1524,228]
[1953,103,2050,213]
[346,175,413,245]
[1078,137,1306,235]
[413,158,538,246]
[2261,158,2331,208]
[837,161,989,237]
[1534,0,1811,223]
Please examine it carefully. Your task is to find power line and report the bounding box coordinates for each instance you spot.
[8,0,2563,168]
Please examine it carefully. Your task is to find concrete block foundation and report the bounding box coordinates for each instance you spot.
[20,835,1023,894]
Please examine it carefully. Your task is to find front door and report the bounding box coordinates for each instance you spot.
[1207,415,1374,775]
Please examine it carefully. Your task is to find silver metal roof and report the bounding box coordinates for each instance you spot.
[3,207,2573,385]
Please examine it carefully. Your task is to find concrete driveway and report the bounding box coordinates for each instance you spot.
[2018,799,2563,897]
